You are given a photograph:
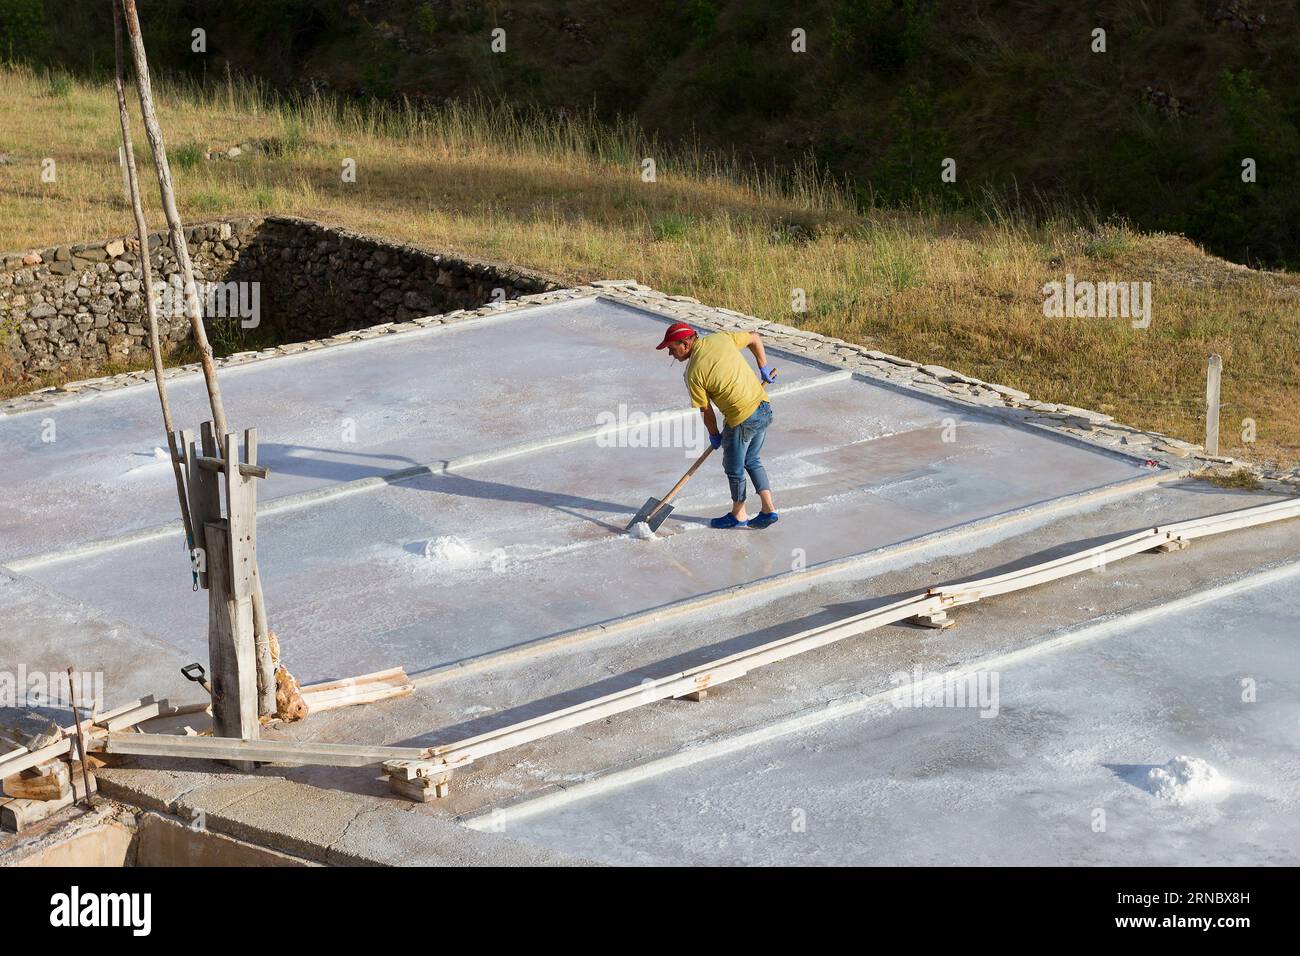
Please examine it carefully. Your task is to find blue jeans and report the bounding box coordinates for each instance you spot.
[722,401,772,504]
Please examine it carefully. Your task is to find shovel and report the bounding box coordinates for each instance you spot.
[627,445,715,533]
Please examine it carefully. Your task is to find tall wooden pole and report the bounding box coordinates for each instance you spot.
[112,0,193,550]
[118,0,229,439]
[118,0,276,716]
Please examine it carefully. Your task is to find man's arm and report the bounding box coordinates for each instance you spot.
[700,405,721,448]
[742,332,776,383]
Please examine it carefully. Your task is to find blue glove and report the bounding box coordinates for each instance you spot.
[759,365,778,384]
[709,433,723,450]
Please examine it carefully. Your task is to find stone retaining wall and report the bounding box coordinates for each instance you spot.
[0,216,560,385]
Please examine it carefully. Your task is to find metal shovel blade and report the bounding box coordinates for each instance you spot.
[627,497,674,533]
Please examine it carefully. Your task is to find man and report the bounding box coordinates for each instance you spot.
[656,321,779,529]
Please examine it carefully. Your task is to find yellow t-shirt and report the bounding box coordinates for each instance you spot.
[684,331,767,427]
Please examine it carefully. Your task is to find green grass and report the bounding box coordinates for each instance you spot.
[1202,468,1264,490]
[652,213,694,241]
[170,142,206,170]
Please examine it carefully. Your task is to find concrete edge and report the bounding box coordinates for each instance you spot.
[93,764,595,867]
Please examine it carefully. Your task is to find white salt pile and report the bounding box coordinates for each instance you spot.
[627,521,657,540]
[1144,756,1229,806]
[153,446,169,459]
[421,535,482,569]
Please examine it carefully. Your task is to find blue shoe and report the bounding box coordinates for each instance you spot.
[710,513,748,529]
[748,511,779,529]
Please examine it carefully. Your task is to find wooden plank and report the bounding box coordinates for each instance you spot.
[1161,497,1300,540]
[300,667,408,697]
[0,696,208,778]
[298,668,413,713]
[429,593,941,769]
[93,694,158,727]
[411,500,1300,778]
[301,684,415,713]
[97,733,429,768]
[388,774,449,802]
[0,737,78,778]
[934,528,1165,599]
[98,698,182,732]
[934,532,1174,604]
[909,610,956,629]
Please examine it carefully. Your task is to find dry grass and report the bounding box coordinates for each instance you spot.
[2,66,1297,466]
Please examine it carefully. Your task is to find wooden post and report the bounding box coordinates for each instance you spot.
[1205,353,1222,456]
[189,423,258,766]
[111,0,193,551]
[205,521,258,768]
[242,428,276,715]
[186,425,219,591]
[118,0,274,712]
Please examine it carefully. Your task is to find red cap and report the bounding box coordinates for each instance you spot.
[656,322,696,350]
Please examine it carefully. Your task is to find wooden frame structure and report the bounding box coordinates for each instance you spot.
[177,422,267,762]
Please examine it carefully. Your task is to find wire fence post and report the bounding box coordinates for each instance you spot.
[1205,353,1222,457]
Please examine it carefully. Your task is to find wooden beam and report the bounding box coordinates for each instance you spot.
[97,698,173,732]
[299,668,413,714]
[0,697,207,779]
[96,733,430,768]
[410,496,1300,788]
[1160,497,1300,541]
[909,610,956,629]
[426,592,942,772]
[119,0,277,707]
[195,456,271,480]
[931,528,1168,604]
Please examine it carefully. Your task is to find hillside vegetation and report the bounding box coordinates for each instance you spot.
[0,65,1297,467]
[10,0,1300,269]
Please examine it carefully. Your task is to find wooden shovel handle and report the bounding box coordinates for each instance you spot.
[649,445,715,520]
